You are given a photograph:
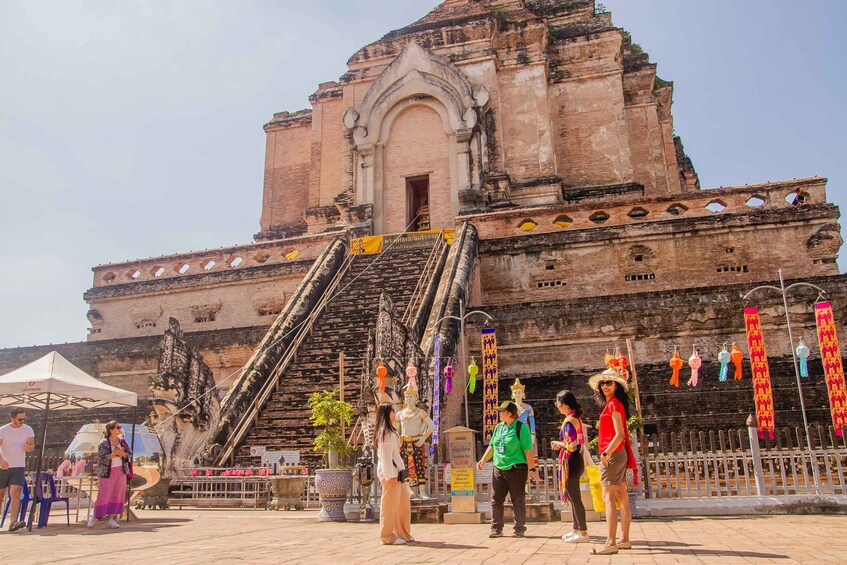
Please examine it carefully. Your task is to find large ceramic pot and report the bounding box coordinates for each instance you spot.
[314,469,352,522]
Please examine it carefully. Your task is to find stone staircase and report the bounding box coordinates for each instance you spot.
[233,244,438,465]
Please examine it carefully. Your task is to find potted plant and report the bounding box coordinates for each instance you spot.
[308,390,356,521]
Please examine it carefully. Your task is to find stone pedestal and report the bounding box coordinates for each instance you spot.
[410,500,447,523]
[443,512,484,524]
[504,502,554,522]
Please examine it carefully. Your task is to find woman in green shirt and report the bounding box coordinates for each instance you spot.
[477,401,539,537]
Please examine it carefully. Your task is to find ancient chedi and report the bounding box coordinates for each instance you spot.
[1,0,844,462]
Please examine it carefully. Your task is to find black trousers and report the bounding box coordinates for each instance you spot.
[491,463,528,533]
[565,450,587,532]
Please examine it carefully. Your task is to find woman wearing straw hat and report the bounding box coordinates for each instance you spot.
[588,367,637,555]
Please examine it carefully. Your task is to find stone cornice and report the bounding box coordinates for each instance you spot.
[477,204,840,254]
[84,260,315,301]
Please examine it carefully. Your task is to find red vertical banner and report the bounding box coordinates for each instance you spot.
[744,307,775,439]
[815,302,847,436]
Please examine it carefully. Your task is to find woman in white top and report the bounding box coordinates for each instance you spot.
[375,402,413,545]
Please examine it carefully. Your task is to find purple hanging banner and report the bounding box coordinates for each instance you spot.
[481,327,499,446]
[430,335,441,456]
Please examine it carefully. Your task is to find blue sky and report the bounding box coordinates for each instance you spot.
[1,1,844,348]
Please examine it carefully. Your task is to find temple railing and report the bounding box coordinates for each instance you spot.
[215,249,355,466]
[402,230,448,329]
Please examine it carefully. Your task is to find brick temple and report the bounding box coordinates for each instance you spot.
[2,0,844,463]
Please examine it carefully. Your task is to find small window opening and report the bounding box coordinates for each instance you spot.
[406,175,430,232]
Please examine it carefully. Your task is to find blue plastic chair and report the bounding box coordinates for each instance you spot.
[35,473,70,528]
[1,481,31,527]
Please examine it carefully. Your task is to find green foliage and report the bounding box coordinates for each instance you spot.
[495,9,507,32]
[308,390,356,465]
[627,415,644,433]
[594,3,608,16]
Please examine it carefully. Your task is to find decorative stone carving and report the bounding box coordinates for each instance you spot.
[344,42,491,231]
[148,318,222,477]
[202,237,348,464]
[806,223,843,261]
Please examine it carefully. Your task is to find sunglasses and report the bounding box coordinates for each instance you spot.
[16,418,27,422]
[599,381,616,387]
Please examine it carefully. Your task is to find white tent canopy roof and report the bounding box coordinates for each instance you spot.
[0,351,137,410]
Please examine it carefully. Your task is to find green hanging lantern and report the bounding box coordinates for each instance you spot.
[467,357,479,394]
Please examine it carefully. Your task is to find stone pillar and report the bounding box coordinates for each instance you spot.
[747,414,767,497]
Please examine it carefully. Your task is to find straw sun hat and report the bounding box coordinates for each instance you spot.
[588,367,630,392]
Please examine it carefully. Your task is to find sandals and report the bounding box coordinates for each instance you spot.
[592,545,619,555]
[616,540,632,549]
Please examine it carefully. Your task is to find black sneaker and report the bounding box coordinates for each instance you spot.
[489,530,503,538]
[514,529,526,538]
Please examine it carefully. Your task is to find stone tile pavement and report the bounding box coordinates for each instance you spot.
[0,509,845,564]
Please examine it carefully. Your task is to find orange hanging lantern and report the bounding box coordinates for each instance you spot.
[669,350,683,387]
[614,347,630,380]
[730,342,744,381]
[376,360,387,393]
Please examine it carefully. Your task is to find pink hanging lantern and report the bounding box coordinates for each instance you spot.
[687,347,702,387]
[444,360,454,394]
[406,361,418,391]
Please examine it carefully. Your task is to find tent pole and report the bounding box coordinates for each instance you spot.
[27,392,51,531]
[126,406,138,523]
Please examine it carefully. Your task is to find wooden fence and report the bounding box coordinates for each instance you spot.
[643,424,847,498]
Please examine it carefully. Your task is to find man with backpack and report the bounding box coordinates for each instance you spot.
[477,400,539,538]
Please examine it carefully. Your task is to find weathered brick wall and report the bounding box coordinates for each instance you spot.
[260,113,312,233]
[495,64,556,179]
[311,93,347,207]
[0,325,268,397]
[383,105,452,233]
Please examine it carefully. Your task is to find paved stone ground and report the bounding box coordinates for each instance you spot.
[1,509,845,564]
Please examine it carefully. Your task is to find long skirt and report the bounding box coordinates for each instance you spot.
[94,467,127,520]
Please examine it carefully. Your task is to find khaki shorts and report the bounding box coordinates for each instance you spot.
[600,449,627,485]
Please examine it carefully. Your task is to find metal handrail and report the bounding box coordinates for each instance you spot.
[401,231,446,326]
[217,251,356,465]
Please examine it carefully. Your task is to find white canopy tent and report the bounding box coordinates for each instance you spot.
[0,351,138,530]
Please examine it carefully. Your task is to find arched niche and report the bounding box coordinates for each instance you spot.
[344,42,489,234]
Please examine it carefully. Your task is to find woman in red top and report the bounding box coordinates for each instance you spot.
[589,367,636,555]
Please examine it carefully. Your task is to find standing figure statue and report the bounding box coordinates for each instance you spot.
[397,383,435,499]
[511,379,537,469]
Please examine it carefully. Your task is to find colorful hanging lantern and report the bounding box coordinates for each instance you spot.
[614,348,630,380]
[604,351,619,371]
[730,342,744,380]
[467,358,478,394]
[718,345,730,382]
[669,350,683,387]
[376,360,387,393]
[406,360,418,391]
[444,360,454,394]
[687,347,702,387]
[796,338,810,378]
